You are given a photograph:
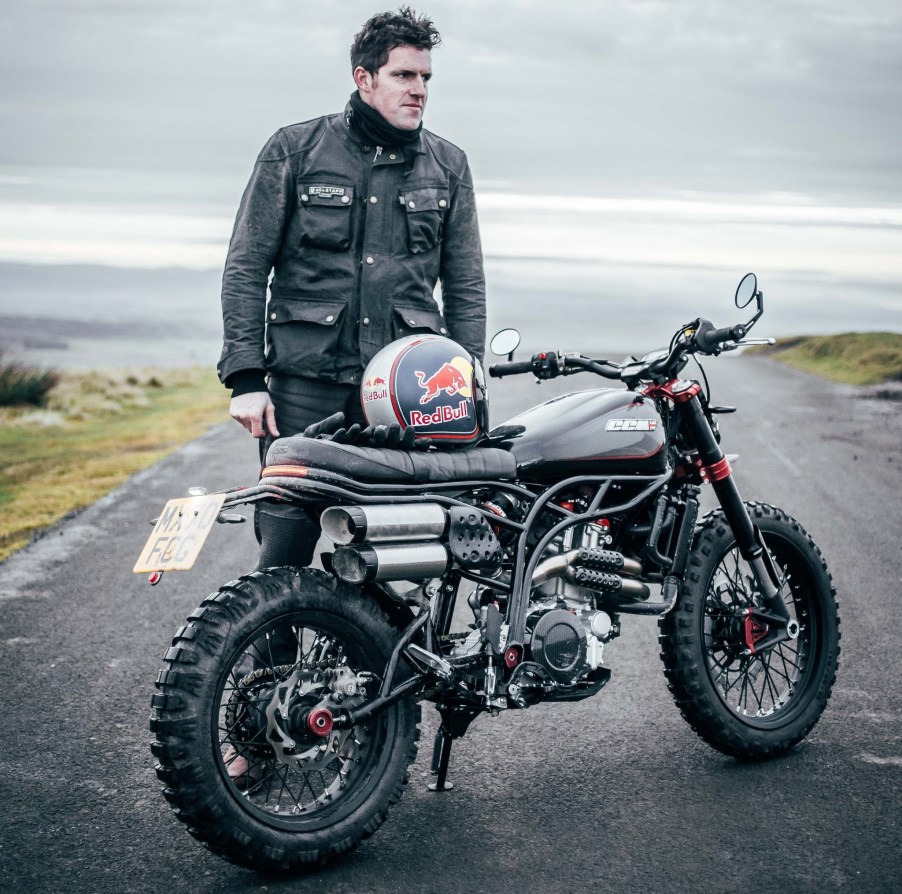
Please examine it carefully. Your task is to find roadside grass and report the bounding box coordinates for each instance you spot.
[0,353,60,405]
[753,332,902,386]
[0,367,228,562]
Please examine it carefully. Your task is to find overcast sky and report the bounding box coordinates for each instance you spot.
[0,0,900,305]
[2,0,901,203]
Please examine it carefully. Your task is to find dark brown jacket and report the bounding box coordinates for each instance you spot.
[218,105,486,387]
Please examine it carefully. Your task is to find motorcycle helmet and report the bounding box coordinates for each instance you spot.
[361,334,488,447]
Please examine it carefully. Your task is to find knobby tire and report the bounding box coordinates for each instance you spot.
[150,567,420,874]
[659,503,840,759]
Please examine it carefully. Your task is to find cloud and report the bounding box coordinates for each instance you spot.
[0,0,900,201]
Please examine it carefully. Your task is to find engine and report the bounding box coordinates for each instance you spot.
[522,518,627,687]
[321,496,643,699]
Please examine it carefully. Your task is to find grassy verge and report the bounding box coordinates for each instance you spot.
[0,367,228,563]
[752,332,902,385]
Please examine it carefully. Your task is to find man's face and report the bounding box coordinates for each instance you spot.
[354,45,432,130]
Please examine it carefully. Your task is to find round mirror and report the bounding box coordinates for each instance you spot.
[735,272,758,308]
[490,328,521,356]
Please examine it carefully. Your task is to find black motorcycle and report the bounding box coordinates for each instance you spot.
[144,273,839,873]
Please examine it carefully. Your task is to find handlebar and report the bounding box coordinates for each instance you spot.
[488,310,761,385]
[489,352,622,381]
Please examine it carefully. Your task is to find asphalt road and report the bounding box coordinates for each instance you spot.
[1,354,900,894]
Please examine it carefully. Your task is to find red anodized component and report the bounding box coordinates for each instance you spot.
[504,645,522,669]
[306,707,334,737]
[744,610,769,653]
[700,456,732,483]
[643,379,702,404]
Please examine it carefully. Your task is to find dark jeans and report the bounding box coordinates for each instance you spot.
[255,375,366,570]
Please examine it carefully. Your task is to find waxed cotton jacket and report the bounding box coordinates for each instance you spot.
[218,105,486,388]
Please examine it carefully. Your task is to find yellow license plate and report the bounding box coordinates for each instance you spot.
[134,493,226,573]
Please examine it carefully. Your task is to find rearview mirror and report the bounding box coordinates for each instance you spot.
[490,328,521,358]
[735,272,758,308]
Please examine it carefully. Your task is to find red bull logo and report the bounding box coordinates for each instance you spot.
[414,357,473,404]
[409,399,470,427]
[362,375,388,403]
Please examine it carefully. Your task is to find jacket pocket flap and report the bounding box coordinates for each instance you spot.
[269,300,345,325]
[400,186,450,213]
[393,305,447,333]
[301,185,355,207]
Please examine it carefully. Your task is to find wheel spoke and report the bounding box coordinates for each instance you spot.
[214,617,378,819]
[698,531,823,722]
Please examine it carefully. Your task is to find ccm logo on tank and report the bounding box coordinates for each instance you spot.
[606,419,658,431]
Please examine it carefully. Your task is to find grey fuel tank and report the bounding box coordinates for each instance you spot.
[490,389,666,480]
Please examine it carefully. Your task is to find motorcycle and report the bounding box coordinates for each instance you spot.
[141,273,839,873]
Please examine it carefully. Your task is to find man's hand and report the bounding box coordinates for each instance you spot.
[229,391,280,439]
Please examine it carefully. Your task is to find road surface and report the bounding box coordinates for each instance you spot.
[1,354,900,893]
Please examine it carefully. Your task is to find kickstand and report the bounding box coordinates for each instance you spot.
[427,704,479,793]
[428,723,454,792]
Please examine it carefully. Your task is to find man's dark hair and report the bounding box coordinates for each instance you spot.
[351,7,441,73]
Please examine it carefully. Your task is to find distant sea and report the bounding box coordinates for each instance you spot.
[1,258,899,372]
[1,169,899,370]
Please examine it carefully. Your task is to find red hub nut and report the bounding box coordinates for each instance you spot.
[306,707,334,737]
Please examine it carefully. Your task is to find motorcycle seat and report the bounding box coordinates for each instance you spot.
[263,435,518,484]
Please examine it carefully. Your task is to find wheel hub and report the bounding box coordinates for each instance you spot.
[262,664,369,768]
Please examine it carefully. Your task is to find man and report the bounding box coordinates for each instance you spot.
[218,7,486,571]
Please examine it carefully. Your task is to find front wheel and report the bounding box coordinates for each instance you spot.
[150,567,420,873]
[659,503,840,759]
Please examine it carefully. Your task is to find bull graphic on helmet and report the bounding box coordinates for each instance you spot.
[414,357,474,404]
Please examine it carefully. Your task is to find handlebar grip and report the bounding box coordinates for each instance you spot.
[489,359,536,378]
[695,322,747,353]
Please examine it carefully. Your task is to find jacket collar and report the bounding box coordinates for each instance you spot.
[340,101,426,158]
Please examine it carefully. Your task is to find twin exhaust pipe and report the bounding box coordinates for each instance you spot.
[322,503,648,598]
[322,504,451,584]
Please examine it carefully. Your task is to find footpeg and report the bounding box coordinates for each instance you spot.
[405,644,453,680]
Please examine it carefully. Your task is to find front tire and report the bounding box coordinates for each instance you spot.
[150,567,420,873]
[659,503,840,759]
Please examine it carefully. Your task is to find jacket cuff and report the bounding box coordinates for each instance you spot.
[225,369,268,398]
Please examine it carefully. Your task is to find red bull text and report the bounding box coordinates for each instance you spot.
[409,399,470,427]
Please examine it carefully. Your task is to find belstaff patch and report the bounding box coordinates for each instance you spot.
[308,186,346,198]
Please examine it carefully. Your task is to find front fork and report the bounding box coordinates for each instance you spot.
[680,394,796,651]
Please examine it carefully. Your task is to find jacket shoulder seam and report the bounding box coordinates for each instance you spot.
[258,116,337,162]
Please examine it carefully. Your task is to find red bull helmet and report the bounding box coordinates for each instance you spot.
[361,334,488,447]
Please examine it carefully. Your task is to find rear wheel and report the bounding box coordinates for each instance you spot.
[659,503,840,759]
[150,567,420,873]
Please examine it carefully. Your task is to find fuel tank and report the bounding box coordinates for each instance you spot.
[489,389,666,479]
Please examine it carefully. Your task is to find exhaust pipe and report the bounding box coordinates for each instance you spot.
[322,503,447,545]
[332,542,451,584]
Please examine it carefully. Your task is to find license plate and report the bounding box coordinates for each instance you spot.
[134,493,226,573]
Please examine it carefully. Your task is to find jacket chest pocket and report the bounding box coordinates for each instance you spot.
[400,186,449,254]
[299,184,355,251]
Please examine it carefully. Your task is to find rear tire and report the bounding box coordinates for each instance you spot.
[659,503,840,759]
[150,567,420,873]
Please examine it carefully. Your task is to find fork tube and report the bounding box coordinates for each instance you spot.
[680,396,786,613]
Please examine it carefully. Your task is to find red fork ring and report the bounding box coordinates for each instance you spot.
[307,707,334,737]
